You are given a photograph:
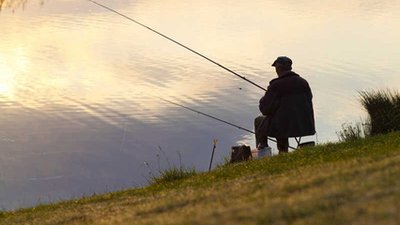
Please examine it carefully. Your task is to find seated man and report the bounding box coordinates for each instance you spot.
[255,56,315,153]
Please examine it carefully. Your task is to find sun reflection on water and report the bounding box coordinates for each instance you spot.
[0,46,31,98]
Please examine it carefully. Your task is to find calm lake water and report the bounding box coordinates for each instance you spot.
[1,0,399,210]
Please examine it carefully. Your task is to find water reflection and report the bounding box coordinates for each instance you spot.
[0,0,24,11]
[0,0,399,210]
[0,0,45,11]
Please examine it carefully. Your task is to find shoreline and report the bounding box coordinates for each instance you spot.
[1,132,399,224]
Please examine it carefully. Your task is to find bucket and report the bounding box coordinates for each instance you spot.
[257,146,272,158]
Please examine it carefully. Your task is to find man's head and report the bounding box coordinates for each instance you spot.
[272,56,292,76]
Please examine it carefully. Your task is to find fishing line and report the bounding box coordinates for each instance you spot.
[87,0,267,92]
[88,1,297,150]
[155,96,296,150]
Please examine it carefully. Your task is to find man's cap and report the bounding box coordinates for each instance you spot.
[272,56,292,67]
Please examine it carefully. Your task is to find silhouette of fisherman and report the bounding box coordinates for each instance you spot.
[255,56,315,153]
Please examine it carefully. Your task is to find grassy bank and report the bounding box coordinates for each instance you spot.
[1,132,400,225]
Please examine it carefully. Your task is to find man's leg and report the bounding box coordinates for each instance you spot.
[254,116,268,149]
[276,137,289,154]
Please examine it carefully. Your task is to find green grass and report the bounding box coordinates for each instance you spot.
[150,166,196,185]
[1,132,400,225]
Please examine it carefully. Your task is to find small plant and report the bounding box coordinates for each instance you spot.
[150,166,196,185]
[359,89,400,135]
[336,122,370,142]
[145,147,197,185]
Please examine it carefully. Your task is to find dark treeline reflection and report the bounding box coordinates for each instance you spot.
[0,0,44,12]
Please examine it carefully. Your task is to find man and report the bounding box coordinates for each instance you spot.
[255,56,315,153]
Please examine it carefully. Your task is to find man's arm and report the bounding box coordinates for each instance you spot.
[259,89,280,116]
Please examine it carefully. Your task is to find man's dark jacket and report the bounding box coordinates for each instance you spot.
[258,71,315,138]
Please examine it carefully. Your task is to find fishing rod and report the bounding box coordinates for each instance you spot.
[87,0,267,92]
[88,1,296,150]
[155,96,296,150]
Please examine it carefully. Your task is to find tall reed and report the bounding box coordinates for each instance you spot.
[359,89,400,135]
